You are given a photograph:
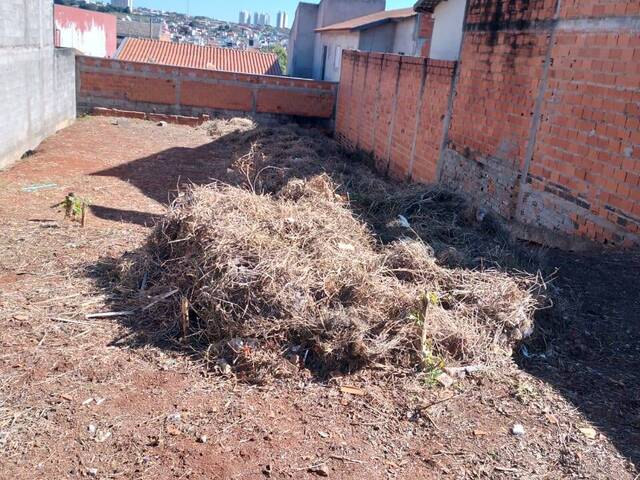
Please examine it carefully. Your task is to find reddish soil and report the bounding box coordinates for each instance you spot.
[0,116,637,479]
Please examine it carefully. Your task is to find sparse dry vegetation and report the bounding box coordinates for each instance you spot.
[2,117,637,479]
[125,122,544,382]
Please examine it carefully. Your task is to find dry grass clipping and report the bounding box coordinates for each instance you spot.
[144,173,540,382]
[204,117,257,138]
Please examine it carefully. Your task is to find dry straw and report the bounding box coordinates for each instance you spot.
[131,122,544,382]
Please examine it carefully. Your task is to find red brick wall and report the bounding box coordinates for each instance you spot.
[523,31,640,246]
[443,0,640,248]
[442,29,550,220]
[373,55,403,172]
[418,13,435,57]
[76,56,337,119]
[337,0,639,249]
[411,60,455,183]
[336,50,456,183]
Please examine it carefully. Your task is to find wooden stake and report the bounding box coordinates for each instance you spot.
[180,296,190,341]
[80,201,87,228]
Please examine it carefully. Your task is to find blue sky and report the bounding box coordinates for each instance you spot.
[133,0,416,26]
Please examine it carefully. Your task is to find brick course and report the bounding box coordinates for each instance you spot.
[77,56,337,120]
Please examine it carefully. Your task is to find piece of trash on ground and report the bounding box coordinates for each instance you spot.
[22,183,58,193]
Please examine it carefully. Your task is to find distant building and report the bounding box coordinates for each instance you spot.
[288,0,385,79]
[276,11,289,29]
[111,0,133,10]
[54,5,117,57]
[116,19,165,47]
[258,13,266,26]
[314,8,419,81]
[264,13,271,27]
[239,10,251,25]
[253,12,260,25]
[115,38,283,75]
[416,0,465,60]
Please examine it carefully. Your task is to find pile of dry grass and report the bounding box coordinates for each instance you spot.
[215,123,543,271]
[203,117,257,138]
[144,169,540,381]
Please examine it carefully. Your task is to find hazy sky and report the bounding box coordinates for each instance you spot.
[133,0,416,26]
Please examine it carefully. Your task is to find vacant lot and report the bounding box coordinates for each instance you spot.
[0,116,638,479]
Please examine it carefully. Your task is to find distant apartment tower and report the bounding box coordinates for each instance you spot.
[253,12,260,25]
[239,10,250,24]
[276,11,289,29]
[111,0,133,10]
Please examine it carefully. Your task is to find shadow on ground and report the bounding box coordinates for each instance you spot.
[85,118,640,470]
[519,249,640,468]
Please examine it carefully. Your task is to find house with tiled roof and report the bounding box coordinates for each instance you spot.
[288,0,386,80]
[114,38,283,76]
[314,7,419,81]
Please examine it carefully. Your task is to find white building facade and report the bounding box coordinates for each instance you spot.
[111,0,133,10]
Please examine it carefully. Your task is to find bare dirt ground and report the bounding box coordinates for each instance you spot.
[0,116,638,479]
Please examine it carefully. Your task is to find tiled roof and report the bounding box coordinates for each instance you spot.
[413,0,446,14]
[315,8,416,33]
[117,19,162,39]
[115,38,283,76]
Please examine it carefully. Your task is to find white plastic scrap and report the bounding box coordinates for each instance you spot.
[511,423,526,436]
[397,215,411,229]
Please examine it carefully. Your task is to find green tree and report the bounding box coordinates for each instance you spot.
[265,44,287,74]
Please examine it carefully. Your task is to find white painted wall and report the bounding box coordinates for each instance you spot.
[392,16,418,56]
[0,0,76,170]
[312,0,385,80]
[317,30,359,82]
[56,20,109,58]
[318,15,419,82]
[429,0,466,60]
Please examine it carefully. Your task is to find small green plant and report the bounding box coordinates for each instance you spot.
[411,292,445,385]
[423,364,444,387]
[53,193,90,226]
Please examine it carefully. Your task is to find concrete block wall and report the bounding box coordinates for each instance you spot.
[77,57,338,120]
[335,50,456,183]
[0,0,76,170]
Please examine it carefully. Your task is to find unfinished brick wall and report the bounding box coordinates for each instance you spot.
[76,56,338,120]
[442,0,555,221]
[337,0,639,249]
[443,0,640,248]
[522,4,640,246]
[335,51,456,183]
